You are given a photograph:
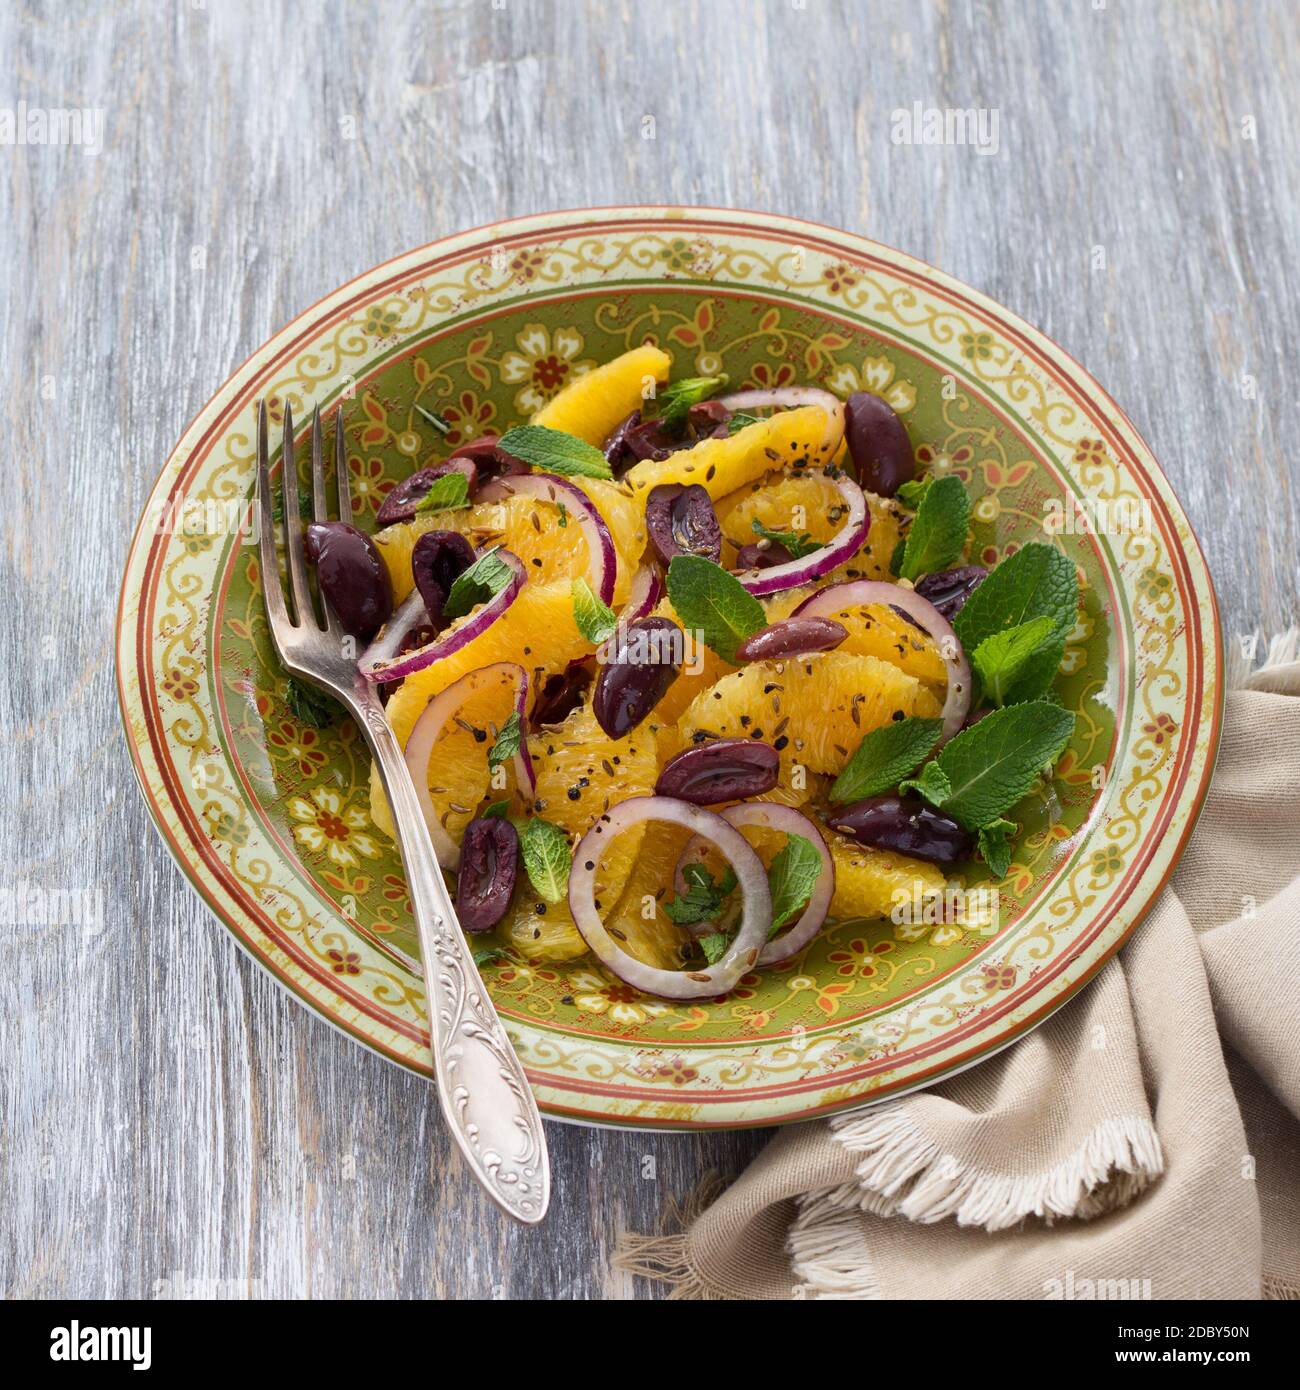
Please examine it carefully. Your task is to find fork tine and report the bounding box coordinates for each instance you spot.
[279,403,315,627]
[334,405,352,526]
[256,400,291,643]
[310,405,329,524]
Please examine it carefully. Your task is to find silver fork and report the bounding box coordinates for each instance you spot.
[257,399,550,1224]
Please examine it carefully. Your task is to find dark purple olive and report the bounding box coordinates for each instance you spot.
[603,411,642,472]
[654,739,779,804]
[455,817,519,932]
[645,483,723,566]
[961,705,993,732]
[449,433,528,481]
[374,460,477,527]
[593,616,682,739]
[735,616,848,663]
[687,399,731,436]
[623,416,681,462]
[735,540,794,571]
[827,794,973,867]
[531,662,594,729]
[304,521,393,640]
[913,566,988,621]
[844,392,915,497]
[410,529,476,628]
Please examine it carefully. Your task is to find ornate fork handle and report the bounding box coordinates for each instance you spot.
[351,681,550,1223]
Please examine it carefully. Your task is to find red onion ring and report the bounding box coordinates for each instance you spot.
[359,549,525,683]
[621,563,663,624]
[673,803,834,967]
[792,579,971,744]
[477,473,616,604]
[719,386,845,447]
[403,662,535,871]
[734,471,870,597]
[567,796,772,999]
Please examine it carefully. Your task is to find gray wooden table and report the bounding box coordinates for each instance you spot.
[3,0,1297,1300]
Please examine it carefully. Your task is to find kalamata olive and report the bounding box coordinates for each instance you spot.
[654,738,779,804]
[623,416,681,462]
[687,399,731,436]
[827,794,973,867]
[592,616,682,738]
[410,529,476,628]
[449,433,528,481]
[735,540,794,570]
[734,616,848,663]
[531,662,594,729]
[913,565,989,621]
[645,483,723,566]
[844,392,915,497]
[374,459,478,527]
[603,411,642,472]
[455,817,519,932]
[304,521,393,640]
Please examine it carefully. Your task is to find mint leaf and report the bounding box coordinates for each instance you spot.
[285,676,337,729]
[663,863,737,926]
[728,411,762,435]
[571,576,617,644]
[486,710,522,773]
[495,424,613,480]
[414,403,451,436]
[899,761,952,805]
[646,375,727,431]
[412,469,471,515]
[905,701,1075,829]
[831,716,943,803]
[698,931,731,964]
[977,818,1017,879]
[666,554,765,663]
[472,944,506,968]
[898,475,970,581]
[519,817,572,904]
[767,834,823,931]
[889,537,907,576]
[481,799,511,819]
[751,518,819,560]
[443,547,514,621]
[970,616,1058,707]
[895,476,933,510]
[953,543,1078,701]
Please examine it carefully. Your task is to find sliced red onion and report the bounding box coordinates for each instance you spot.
[674,804,833,967]
[567,796,772,1000]
[734,472,870,597]
[359,549,525,683]
[621,563,663,624]
[477,473,616,604]
[793,579,971,745]
[719,386,845,441]
[403,662,534,871]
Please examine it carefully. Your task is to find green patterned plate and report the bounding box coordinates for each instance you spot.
[116,208,1222,1128]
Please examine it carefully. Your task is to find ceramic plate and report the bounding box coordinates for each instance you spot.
[117,208,1222,1128]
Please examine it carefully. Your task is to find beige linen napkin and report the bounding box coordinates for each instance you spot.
[618,636,1300,1300]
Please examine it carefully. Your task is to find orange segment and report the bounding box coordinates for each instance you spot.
[532,344,671,444]
[623,406,840,501]
[826,830,946,923]
[676,651,942,777]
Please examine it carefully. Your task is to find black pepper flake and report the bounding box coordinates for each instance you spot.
[567,787,582,801]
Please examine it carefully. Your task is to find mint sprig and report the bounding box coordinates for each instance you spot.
[666,554,765,663]
[645,375,727,432]
[412,470,471,515]
[285,677,337,729]
[830,716,943,804]
[900,701,1075,831]
[977,818,1017,879]
[486,710,522,773]
[698,932,731,964]
[571,576,617,644]
[519,817,572,904]
[898,474,970,581]
[495,424,613,480]
[663,863,737,926]
[443,546,516,621]
[895,476,933,510]
[953,542,1078,702]
[970,615,1058,707]
[727,411,762,435]
[767,833,823,932]
[751,518,819,560]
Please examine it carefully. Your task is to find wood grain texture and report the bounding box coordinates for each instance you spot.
[2,0,1297,1300]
